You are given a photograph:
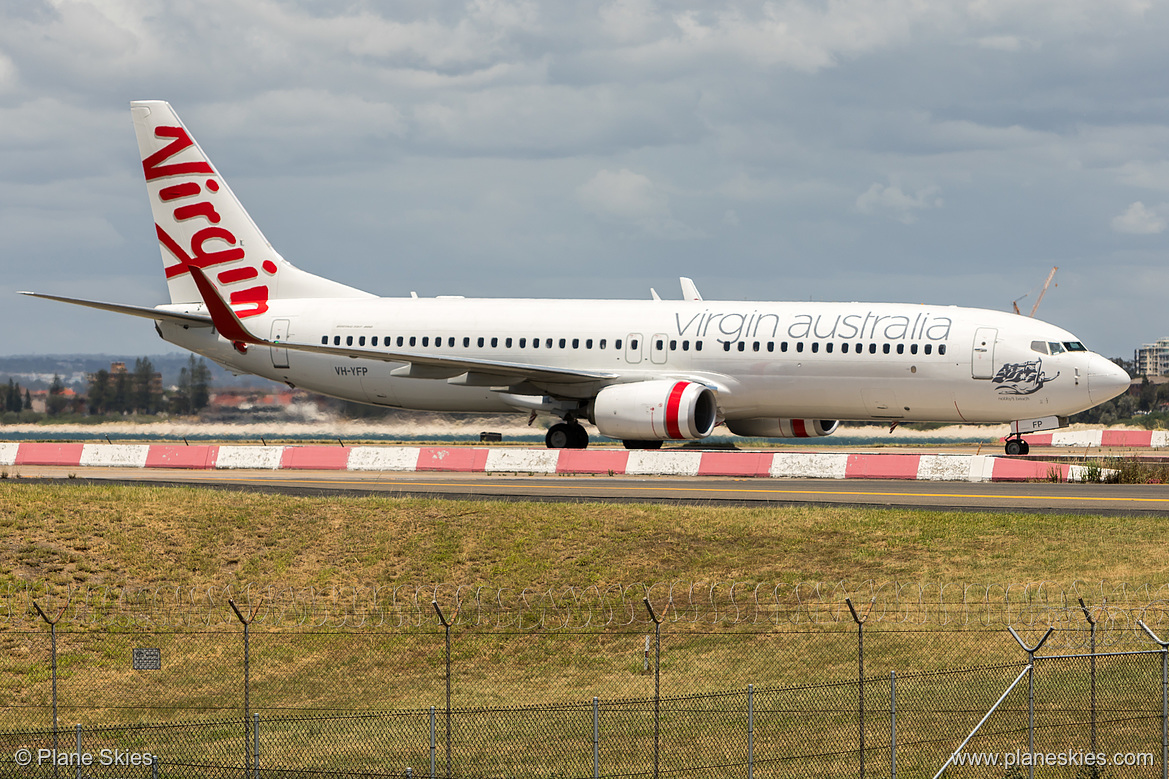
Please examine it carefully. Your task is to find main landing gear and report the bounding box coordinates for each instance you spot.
[545,421,589,449]
[1004,436,1030,456]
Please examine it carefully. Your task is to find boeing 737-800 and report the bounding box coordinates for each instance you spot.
[22,101,1131,455]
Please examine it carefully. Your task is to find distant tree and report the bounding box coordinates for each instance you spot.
[88,370,110,415]
[46,374,68,416]
[110,371,131,414]
[133,358,159,414]
[1139,377,1157,412]
[4,379,18,413]
[23,389,31,412]
[190,356,211,412]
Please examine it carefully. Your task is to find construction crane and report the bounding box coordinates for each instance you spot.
[1012,266,1058,317]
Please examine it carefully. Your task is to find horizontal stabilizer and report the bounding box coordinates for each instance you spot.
[18,291,212,326]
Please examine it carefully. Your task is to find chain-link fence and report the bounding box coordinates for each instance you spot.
[3,595,1169,777]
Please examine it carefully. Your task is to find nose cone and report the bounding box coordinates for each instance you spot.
[1088,355,1131,405]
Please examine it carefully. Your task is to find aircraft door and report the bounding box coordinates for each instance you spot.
[972,327,997,379]
[650,333,668,365]
[625,333,643,364]
[270,319,290,369]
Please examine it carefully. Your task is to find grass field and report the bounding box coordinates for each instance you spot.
[1,481,1166,591]
[4,481,1169,775]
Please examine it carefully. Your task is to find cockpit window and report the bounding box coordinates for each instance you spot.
[1048,342,1066,354]
[1063,341,1087,352]
[1031,341,1049,355]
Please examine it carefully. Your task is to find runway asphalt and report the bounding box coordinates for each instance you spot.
[10,465,1169,516]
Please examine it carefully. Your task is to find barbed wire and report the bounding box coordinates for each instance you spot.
[4,579,1169,633]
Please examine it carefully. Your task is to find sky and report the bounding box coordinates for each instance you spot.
[2,0,1168,360]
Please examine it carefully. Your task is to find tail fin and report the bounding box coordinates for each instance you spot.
[130,101,373,315]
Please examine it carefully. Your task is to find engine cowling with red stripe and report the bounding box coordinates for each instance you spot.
[725,418,839,438]
[590,380,718,441]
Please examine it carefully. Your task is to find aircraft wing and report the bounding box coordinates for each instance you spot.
[19,292,212,327]
[186,267,618,385]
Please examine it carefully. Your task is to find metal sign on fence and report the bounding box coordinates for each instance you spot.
[131,647,161,670]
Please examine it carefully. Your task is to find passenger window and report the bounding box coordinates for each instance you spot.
[422,337,429,347]
[519,338,526,348]
[695,341,702,351]
[435,335,441,345]
[506,337,513,348]
[397,336,405,347]
[925,344,932,355]
[896,344,904,354]
[573,338,580,349]
[841,343,849,354]
[491,337,498,347]
[811,342,819,353]
[767,342,774,352]
[683,341,690,351]
[586,339,593,349]
[322,336,329,345]
[869,343,876,354]
[477,337,484,347]
[630,339,638,349]
[533,338,540,349]
[670,340,677,351]
[882,344,890,354]
[939,345,947,355]
[615,339,622,349]
[1031,340,1049,354]
[546,338,553,348]
[347,336,354,346]
[737,342,745,352]
[724,342,731,352]
[359,336,366,346]
[600,339,607,349]
[752,341,760,352]
[796,342,804,353]
[656,339,664,350]
[855,343,862,353]
[559,338,566,348]
[826,343,833,353]
[781,342,788,353]
[910,343,918,355]
[448,337,455,347]
[372,337,378,346]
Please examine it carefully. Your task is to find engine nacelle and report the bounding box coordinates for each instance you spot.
[590,380,717,441]
[726,418,839,438]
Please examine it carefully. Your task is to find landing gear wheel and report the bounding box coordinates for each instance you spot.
[1004,438,1029,456]
[623,440,664,450]
[546,422,589,449]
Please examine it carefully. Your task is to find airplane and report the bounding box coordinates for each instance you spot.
[21,101,1132,456]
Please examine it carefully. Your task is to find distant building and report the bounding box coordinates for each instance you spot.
[1136,338,1169,377]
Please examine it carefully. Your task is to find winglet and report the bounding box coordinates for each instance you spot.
[187,265,262,353]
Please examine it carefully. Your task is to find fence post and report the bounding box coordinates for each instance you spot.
[1078,598,1098,756]
[432,601,456,779]
[253,712,260,779]
[75,723,81,779]
[847,597,874,779]
[33,598,68,779]
[643,598,663,779]
[594,696,600,779]
[1138,620,1169,779]
[890,672,896,779]
[748,684,754,779]
[430,706,436,779]
[230,598,263,779]
[1007,626,1054,779]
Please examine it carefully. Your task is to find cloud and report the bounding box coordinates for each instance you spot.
[856,183,943,224]
[1112,202,1168,234]
[577,168,699,238]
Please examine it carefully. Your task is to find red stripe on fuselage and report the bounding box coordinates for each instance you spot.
[665,381,687,439]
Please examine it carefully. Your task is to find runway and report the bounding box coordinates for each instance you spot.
[12,465,1169,516]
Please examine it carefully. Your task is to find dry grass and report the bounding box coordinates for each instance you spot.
[0,481,1166,591]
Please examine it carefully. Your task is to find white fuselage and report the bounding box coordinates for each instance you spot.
[158,296,1125,427]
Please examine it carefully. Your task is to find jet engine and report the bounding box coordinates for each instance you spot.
[725,418,839,438]
[590,380,717,441]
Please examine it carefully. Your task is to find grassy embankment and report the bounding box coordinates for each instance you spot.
[1,480,1167,775]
